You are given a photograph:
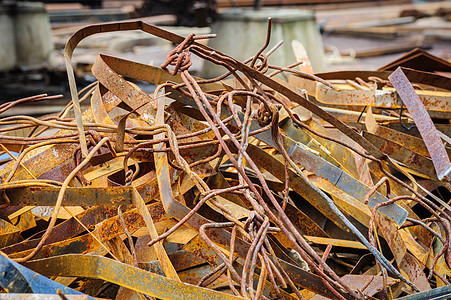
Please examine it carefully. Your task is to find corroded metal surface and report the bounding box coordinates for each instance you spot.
[389,67,451,183]
[24,254,244,300]
[0,20,450,300]
[5,187,133,206]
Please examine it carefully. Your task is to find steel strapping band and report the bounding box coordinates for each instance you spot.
[92,55,156,120]
[389,68,451,184]
[5,186,133,206]
[294,70,451,111]
[363,131,437,180]
[24,254,243,300]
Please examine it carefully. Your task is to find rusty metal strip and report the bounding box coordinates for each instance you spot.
[149,88,184,281]
[0,143,78,182]
[389,67,451,183]
[92,55,156,119]
[308,174,372,229]
[315,68,451,91]
[399,67,451,91]
[1,206,117,254]
[304,236,367,250]
[23,254,244,300]
[5,187,133,206]
[315,70,392,81]
[291,73,451,116]
[365,111,451,158]
[95,54,223,92]
[8,202,168,260]
[89,84,133,143]
[322,106,400,124]
[291,75,451,112]
[399,253,431,291]
[334,274,402,299]
[302,119,359,177]
[132,188,180,280]
[363,131,438,180]
[384,123,451,142]
[279,117,353,174]
[0,219,21,249]
[167,250,207,272]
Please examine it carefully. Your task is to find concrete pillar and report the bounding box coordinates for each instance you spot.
[0,4,17,71]
[202,8,325,78]
[0,2,54,71]
[15,2,54,68]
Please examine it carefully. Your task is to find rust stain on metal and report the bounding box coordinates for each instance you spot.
[0,20,450,300]
[389,67,451,182]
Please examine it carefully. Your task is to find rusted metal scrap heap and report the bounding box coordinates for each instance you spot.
[0,20,450,300]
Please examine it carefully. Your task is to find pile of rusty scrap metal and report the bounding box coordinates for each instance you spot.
[0,20,450,300]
